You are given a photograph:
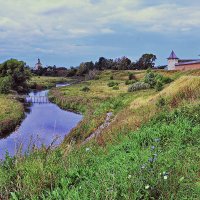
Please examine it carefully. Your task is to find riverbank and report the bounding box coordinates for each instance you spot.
[28,76,73,90]
[49,69,200,144]
[0,95,24,136]
[0,70,199,199]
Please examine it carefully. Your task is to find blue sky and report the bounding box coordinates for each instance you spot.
[0,0,200,68]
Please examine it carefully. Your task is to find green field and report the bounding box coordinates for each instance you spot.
[0,70,200,199]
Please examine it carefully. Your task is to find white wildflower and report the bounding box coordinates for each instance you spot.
[145,185,150,189]
[128,175,132,179]
[164,175,168,180]
[86,147,90,152]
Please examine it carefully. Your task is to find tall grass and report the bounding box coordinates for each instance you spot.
[0,95,24,135]
[0,104,199,199]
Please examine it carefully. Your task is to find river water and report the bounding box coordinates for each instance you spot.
[0,84,82,159]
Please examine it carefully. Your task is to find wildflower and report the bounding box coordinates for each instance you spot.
[145,185,150,189]
[128,175,132,179]
[141,164,146,169]
[148,158,154,163]
[86,147,90,152]
[154,138,161,142]
[164,175,168,180]
[151,146,155,150]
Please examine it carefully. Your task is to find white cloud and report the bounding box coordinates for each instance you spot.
[0,0,199,62]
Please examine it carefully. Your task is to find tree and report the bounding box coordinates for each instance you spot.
[77,61,94,76]
[0,59,31,93]
[135,54,157,70]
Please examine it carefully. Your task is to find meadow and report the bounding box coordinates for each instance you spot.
[0,69,199,199]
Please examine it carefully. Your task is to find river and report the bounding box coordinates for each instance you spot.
[0,84,82,159]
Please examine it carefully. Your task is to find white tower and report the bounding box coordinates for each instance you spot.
[167,50,179,70]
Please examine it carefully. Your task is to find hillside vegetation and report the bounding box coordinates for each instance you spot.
[0,69,199,199]
[0,95,24,136]
[28,76,72,89]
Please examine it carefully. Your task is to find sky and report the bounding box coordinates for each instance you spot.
[0,0,200,68]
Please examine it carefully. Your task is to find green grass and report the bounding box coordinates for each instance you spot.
[28,76,72,89]
[0,104,199,199]
[0,95,24,135]
[0,69,199,199]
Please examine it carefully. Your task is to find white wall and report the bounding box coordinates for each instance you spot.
[168,59,179,70]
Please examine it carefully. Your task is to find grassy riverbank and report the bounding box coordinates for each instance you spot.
[28,76,72,89]
[0,70,199,199]
[0,95,24,136]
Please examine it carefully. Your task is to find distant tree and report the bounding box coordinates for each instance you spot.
[77,61,94,76]
[0,59,31,93]
[135,54,157,70]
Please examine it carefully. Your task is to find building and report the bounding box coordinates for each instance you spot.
[34,58,42,70]
[167,51,200,70]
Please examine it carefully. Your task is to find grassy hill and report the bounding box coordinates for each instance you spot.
[0,69,199,199]
[0,95,24,135]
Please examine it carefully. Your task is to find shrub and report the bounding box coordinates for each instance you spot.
[128,72,136,80]
[156,96,166,108]
[0,76,12,94]
[155,80,163,91]
[125,80,136,85]
[128,82,150,92]
[144,71,156,87]
[80,86,90,92]
[107,81,119,87]
[110,75,114,80]
[113,86,119,90]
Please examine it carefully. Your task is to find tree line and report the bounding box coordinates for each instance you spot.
[33,53,157,77]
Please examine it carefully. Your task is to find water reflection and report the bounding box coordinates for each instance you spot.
[0,84,82,159]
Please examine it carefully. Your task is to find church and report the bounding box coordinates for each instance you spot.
[167,51,200,70]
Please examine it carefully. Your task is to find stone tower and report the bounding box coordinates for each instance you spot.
[167,50,179,70]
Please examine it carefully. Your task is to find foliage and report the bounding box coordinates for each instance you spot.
[80,86,90,92]
[125,80,136,85]
[110,75,114,80]
[144,71,157,87]
[128,82,150,92]
[107,81,119,87]
[128,72,136,80]
[0,59,31,93]
[0,95,24,134]
[112,86,119,90]
[135,54,157,70]
[155,80,163,91]
[0,76,12,94]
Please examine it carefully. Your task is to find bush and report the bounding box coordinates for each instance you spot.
[128,82,150,92]
[125,80,136,85]
[155,80,163,91]
[113,86,119,90]
[128,72,136,80]
[144,71,156,87]
[110,75,114,80]
[0,76,12,94]
[80,86,90,92]
[107,81,119,87]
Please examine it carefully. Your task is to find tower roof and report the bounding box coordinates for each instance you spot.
[168,50,179,59]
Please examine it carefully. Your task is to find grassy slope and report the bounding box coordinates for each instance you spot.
[0,70,199,199]
[0,95,24,135]
[28,76,72,89]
